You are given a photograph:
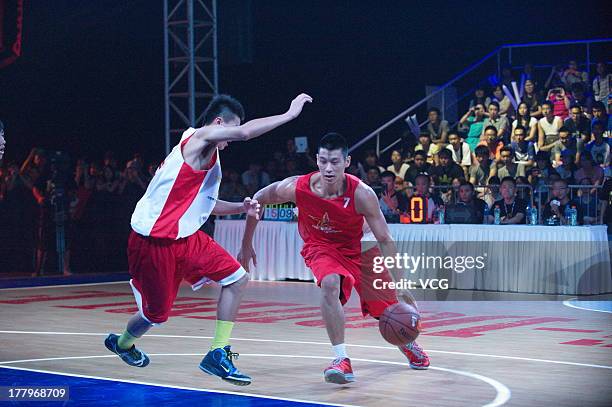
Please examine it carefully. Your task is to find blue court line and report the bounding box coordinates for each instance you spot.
[0,367,340,407]
[0,273,130,289]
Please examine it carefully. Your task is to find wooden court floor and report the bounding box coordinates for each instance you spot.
[0,280,611,406]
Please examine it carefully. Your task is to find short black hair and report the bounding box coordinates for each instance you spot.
[459,180,474,190]
[500,146,514,155]
[202,94,245,125]
[569,103,582,111]
[541,101,553,109]
[414,173,430,183]
[475,145,489,156]
[558,126,570,134]
[500,176,516,186]
[484,125,498,134]
[592,101,606,111]
[488,176,501,185]
[514,125,526,133]
[380,170,396,180]
[414,150,428,159]
[488,101,500,110]
[448,130,460,138]
[438,148,452,159]
[428,107,441,115]
[318,132,348,158]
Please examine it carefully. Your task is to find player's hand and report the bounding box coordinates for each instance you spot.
[286,93,313,119]
[243,197,261,219]
[238,245,257,272]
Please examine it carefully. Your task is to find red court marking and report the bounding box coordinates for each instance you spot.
[104,301,293,317]
[104,307,140,314]
[602,344,612,348]
[296,313,374,327]
[0,291,130,304]
[426,317,576,338]
[422,312,466,320]
[534,328,602,333]
[189,310,324,323]
[560,339,604,346]
[422,315,522,329]
[55,297,208,310]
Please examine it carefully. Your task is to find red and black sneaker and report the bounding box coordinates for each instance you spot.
[324,357,355,384]
[398,341,430,370]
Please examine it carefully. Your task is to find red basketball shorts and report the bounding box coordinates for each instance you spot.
[127,230,245,324]
[305,246,397,318]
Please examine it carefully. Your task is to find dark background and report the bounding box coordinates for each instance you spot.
[0,0,609,168]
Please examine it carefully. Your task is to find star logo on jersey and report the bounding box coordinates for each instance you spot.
[309,212,341,234]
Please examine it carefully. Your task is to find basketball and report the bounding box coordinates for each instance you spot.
[379,303,421,345]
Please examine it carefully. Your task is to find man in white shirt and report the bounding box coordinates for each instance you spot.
[446,131,471,177]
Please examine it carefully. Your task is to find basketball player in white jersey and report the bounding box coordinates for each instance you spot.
[105,93,312,386]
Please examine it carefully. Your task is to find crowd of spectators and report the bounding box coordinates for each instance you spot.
[0,59,610,275]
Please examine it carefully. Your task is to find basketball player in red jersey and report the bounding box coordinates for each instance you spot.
[239,133,430,385]
[105,93,312,386]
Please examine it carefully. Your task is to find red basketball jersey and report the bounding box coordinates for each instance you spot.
[295,172,364,260]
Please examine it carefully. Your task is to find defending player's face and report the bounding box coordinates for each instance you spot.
[215,115,241,150]
[317,148,349,184]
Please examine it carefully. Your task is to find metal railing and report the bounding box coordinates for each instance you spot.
[349,38,612,158]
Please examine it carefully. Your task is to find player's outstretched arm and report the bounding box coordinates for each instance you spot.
[211,197,261,217]
[238,176,299,271]
[355,183,418,309]
[195,93,313,144]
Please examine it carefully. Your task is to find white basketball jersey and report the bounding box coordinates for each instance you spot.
[131,128,222,239]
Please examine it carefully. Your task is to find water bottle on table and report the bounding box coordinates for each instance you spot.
[437,205,445,224]
[493,205,501,225]
[564,205,572,226]
[569,205,578,226]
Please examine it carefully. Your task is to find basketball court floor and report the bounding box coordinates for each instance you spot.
[1,280,611,406]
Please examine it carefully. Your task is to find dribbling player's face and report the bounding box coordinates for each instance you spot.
[316,148,349,185]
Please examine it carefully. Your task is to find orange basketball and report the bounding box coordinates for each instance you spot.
[379,303,421,345]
